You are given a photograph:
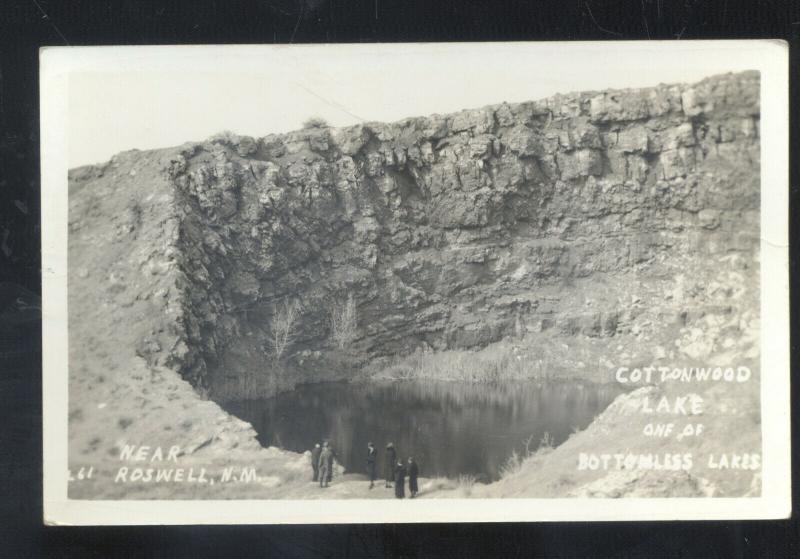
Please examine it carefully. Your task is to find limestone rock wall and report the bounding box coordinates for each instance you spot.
[69,71,760,401]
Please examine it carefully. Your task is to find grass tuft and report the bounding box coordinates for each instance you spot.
[457,474,477,496]
[376,342,557,383]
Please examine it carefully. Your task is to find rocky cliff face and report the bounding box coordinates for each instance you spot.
[69,71,760,402]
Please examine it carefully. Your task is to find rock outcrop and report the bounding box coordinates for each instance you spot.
[69,71,760,404]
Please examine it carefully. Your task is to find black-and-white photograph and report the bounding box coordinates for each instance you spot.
[41,42,790,523]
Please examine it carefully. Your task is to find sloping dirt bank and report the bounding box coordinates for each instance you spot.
[67,71,760,499]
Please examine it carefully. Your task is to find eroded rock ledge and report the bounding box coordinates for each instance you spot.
[69,71,760,403]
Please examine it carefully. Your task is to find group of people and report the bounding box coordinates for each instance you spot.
[368,442,419,499]
[310,441,336,487]
[309,440,420,498]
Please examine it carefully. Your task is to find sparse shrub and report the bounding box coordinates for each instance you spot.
[268,298,300,362]
[500,434,538,478]
[523,433,536,454]
[500,449,523,478]
[457,474,477,496]
[330,292,358,350]
[539,431,555,449]
[302,116,329,129]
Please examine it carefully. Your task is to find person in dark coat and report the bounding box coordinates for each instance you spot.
[366,442,377,489]
[407,456,419,498]
[394,460,406,499]
[325,444,337,484]
[384,443,397,488]
[318,442,333,488]
[310,443,321,482]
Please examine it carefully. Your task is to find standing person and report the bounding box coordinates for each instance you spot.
[394,459,406,499]
[407,456,419,498]
[366,442,377,489]
[310,443,321,482]
[318,442,333,488]
[325,443,336,485]
[384,442,397,488]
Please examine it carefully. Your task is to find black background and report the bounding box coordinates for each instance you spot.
[1,1,798,557]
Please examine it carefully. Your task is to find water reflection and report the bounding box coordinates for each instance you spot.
[224,380,624,481]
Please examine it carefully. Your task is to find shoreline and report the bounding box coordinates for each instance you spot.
[221,374,627,484]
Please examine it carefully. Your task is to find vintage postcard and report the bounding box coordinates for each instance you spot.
[41,41,790,524]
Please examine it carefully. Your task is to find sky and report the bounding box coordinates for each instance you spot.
[66,42,765,168]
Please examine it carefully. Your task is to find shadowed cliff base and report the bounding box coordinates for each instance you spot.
[67,71,760,499]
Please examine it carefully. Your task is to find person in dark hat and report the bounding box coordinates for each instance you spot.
[407,456,419,498]
[384,442,397,488]
[366,442,377,489]
[394,459,407,499]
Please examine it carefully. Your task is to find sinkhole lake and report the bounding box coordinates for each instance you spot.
[224,380,625,481]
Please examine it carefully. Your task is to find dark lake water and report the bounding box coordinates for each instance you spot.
[223,380,624,481]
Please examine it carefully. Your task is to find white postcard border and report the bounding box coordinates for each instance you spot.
[41,40,791,525]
